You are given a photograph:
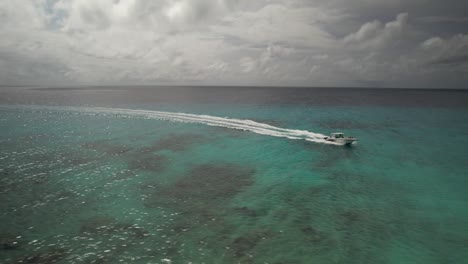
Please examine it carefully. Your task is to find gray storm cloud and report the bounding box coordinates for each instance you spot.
[0,0,467,88]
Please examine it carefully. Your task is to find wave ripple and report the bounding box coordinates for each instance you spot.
[24,106,341,145]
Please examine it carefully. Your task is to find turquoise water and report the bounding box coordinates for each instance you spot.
[1,88,468,263]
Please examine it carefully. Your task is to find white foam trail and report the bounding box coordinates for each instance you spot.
[35,106,342,145]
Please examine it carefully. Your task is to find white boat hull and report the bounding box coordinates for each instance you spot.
[324,137,357,145]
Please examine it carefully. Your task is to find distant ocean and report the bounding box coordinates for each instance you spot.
[1,86,468,264]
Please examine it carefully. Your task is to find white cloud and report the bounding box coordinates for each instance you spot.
[422,34,468,52]
[0,0,48,30]
[57,0,235,33]
[0,1,467,87]
[240,57,257,73]
[309,65,320,74]
[212,4,337,48]
[312,54,329,60]
[421,34,468,66]
[344,13,409,49]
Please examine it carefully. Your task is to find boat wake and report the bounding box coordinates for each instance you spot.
[28,106,342,145]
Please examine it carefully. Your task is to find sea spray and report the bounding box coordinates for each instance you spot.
[13,106,343,145]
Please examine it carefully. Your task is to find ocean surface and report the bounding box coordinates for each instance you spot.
[1,86,468,264]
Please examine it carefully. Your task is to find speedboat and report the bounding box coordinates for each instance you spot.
[324,132,357,145]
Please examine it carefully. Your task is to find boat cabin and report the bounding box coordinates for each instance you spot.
[330,133,345,138]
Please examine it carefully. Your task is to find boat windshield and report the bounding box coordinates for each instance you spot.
[333,133,344,138]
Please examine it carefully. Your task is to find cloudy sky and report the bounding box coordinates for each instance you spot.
[1,0,467,88]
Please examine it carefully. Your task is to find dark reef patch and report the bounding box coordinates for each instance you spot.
[140,162,256,256]
[30,173,49,185]
[80,216,115,234]
[80,216,149,238]
[301,226,329,244]
[81,140,131,156]
[339,210,362,228]
[17,248,69,264]
[170,163,255,201]
[59,153,94,167]
[127,153,168,172]
[230,229,275,258]
[110,169,137,181]
[307,185,328,198]
[144,163,255,209]
[0,168,12,177]
[233,207,261,218]
[0,232,21,250]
